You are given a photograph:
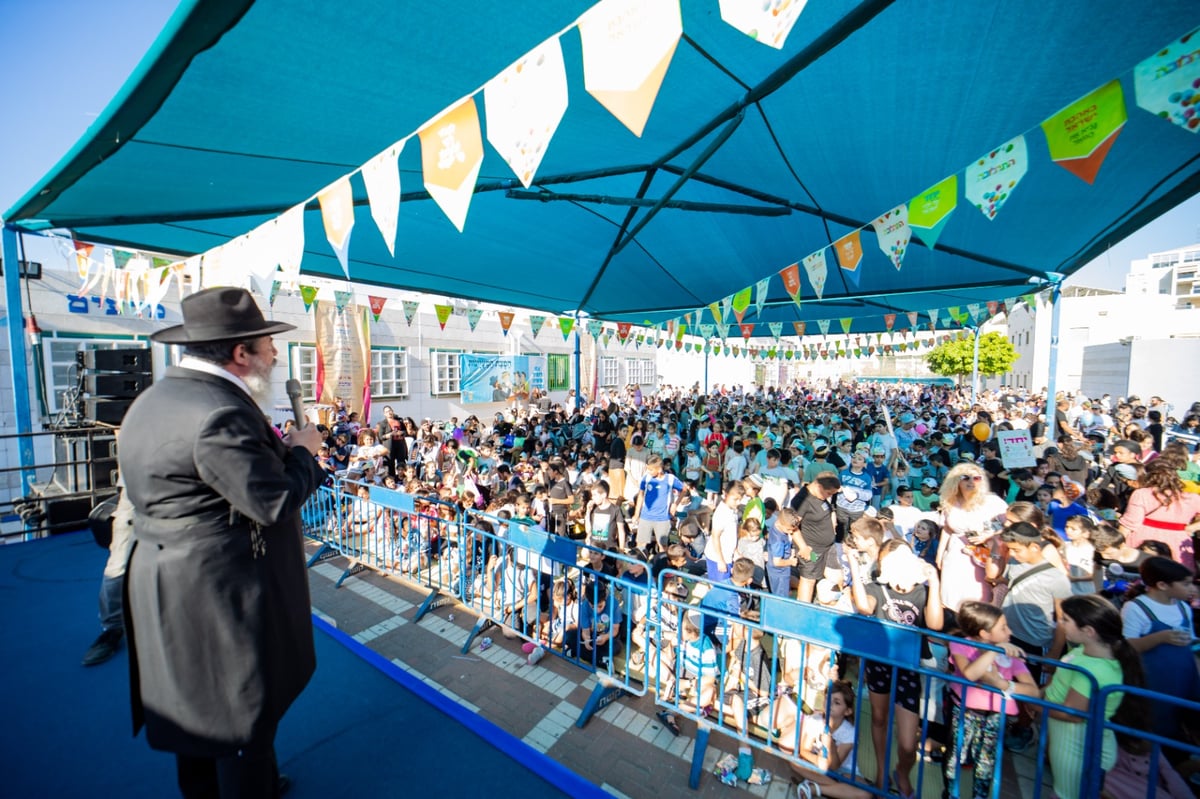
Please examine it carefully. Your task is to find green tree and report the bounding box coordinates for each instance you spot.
[924,331,1018,383]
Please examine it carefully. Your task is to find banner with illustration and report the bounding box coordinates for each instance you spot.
[314,301,371,423]
[458,354,548,405]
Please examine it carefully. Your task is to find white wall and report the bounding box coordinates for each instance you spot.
[1081,339,1200,413]
[1002,291,1200,397]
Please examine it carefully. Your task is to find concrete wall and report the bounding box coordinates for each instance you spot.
[1003,291,1200,397]
[1081,339,1200,414]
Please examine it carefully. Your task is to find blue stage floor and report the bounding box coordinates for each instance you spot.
[1,532,591,798]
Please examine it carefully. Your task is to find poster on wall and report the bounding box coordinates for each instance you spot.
[459,354,547,405]
[314,300,371,423]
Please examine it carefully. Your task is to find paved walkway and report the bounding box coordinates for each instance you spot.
[305,544,1053,799]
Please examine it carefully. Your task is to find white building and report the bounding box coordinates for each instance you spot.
[1125,243,1200,311]
[994,265,1200,408]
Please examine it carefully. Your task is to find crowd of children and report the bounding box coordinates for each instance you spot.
[310,381,1200,799]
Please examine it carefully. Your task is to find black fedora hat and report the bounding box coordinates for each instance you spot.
[151,287,295,344]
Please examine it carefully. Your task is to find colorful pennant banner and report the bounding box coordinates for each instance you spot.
[1041,80,1127,184]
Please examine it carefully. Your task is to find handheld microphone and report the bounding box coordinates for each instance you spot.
[285,379,307,429]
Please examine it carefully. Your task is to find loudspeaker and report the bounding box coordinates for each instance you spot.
[84,398,134,426]
[84,372,152,398]
[79,348,152,373]
[54,432,119,492]
[44,496,97,534]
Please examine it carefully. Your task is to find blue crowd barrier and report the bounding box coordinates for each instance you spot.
[299,480,1193,796]
[301,480,463,615]
[1084,683,1200,799]
[460,510,654,726]
[651,568,1101,796]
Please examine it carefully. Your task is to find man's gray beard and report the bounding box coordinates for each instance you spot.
[244,372,273,408]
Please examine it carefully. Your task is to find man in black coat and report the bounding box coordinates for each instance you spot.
[119,287,325,798]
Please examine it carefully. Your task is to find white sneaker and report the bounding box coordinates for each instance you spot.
[527,645,546,666]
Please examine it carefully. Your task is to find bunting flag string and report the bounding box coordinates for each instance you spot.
[484,37,568,187]
[466,307,483,331]
[1041,80,1127,184]
[616,321,631,342]
[1134,27,1200,133]
[300,285,319,312]
[73,241,94,281]
[89,8,1194,344]
[708,300,724,324]
[908,176,957,248]
[558,316,575,340]
[334,290,353,312]
[368,296,387,322]
[778,262,801,306]
[402,300,420,326]
[498,310,515,335]
[871,205,910,270]
[529,314,546,338]
[718,0,808,50]
[754,276,770,317]
[420,98,484,231]
[578,0,682,137]
[434,303,453,329]
[833,233,861,288]
[803,249,827,299]
[317,176,355,278]
[362,143,403,256]
[731,286,752,323]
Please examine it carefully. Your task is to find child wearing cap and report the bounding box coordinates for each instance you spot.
[913,477,940,512]
[682,443,702,483]
[865,449,891,510]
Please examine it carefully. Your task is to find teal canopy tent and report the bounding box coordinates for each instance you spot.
[5,0,1200,336]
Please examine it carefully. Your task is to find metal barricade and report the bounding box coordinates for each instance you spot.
[650,568,1101,796]
[458,511,654,727]
[1084,683,1200,799]
[300,480,465,619]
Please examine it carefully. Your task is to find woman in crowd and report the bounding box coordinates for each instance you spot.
[936,463,1008,611]
[1120,459,1200,569]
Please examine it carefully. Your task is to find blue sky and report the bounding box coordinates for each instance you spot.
[1,0,1197,290]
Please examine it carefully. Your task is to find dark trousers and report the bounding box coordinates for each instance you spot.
[176,745,279,799]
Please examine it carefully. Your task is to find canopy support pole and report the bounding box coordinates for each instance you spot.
[573,312,582,412]
[2,224,37,494]
[1044,283,1063,433]
[971,326,981,407]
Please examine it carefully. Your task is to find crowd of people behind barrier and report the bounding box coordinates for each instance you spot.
[305,381,1200,799]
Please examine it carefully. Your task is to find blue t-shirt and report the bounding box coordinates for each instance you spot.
[639,472,684,521]
[865,462,890,496]
[700,580,745,643]
[837,468,873,513]
[578,597,623,637]
[766,523,794,581]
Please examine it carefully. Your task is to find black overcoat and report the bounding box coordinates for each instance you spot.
[119,366,324,756]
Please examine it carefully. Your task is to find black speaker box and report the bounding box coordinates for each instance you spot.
[84,398,135,425]
[84,372,152,398]
[44,496,97,534]
[79,348,152,373]
[54,432,119,492]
